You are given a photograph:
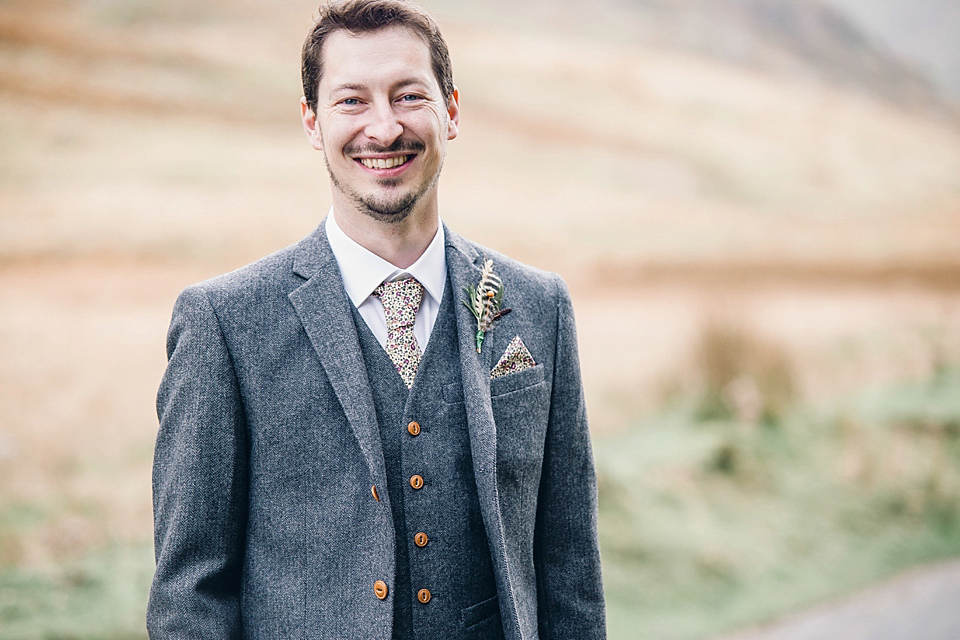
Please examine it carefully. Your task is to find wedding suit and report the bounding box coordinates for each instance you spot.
[147,222,606,639]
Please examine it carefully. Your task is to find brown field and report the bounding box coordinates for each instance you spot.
[2,0,960,634]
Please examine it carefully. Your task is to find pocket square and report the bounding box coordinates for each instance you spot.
[490,336,536,379]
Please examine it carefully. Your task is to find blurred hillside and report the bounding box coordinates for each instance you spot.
[442,0,952,112]
[822,0,960,101]
[1,1,960,639]
[1,0,959,279]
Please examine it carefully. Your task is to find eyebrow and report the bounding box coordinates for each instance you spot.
[327,78,431,96]
[393,77,430,90]
[329,83,367,95]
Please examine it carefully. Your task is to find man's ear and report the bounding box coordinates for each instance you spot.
[300,97,324,151]
[446,87,460,141]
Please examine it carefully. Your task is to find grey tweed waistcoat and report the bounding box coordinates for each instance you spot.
[351,278,503,639]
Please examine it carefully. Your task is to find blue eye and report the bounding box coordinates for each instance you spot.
[342,98,360,105]
[400,94,423,102]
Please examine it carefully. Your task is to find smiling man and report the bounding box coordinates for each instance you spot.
[147,1,606,639]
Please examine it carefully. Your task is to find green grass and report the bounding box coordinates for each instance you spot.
[597,362,960,640]
[0,544,152,640]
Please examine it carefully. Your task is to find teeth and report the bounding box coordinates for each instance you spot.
[360,155,408,169]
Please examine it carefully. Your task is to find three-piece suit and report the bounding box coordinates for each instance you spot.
[147,222,606,639]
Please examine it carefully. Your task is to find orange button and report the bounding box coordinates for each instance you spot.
[410,474,424,490]
[414,532,429,548]
[371,485,380,502]
[417,588,431,604]
[374,580,389,600]
[407,421,421,436]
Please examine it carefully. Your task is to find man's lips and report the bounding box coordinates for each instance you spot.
[356,154,414,170]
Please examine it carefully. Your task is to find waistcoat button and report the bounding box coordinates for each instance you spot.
[407,421,421,436]
[410,474,424,490]
[371,485,380,502]
[374,580,389,600]
[417,588,431,604]
[414,532,428,547]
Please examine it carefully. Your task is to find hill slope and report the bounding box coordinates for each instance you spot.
[428,0,949,112]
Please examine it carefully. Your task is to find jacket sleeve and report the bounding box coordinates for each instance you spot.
[534,276,607,638]
[147,286,248,639]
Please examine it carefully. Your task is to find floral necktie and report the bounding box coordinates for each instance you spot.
[373,277,424,389]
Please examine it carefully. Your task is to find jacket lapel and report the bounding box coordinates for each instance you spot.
[445,227,514,597]
[445,227,496,468]
[287,225,388,496]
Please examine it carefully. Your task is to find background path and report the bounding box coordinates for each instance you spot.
[716,559,960,640]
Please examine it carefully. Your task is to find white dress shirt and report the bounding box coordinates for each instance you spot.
[325,212,447,353]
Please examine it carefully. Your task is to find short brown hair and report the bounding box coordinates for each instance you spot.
[301,0,455,113]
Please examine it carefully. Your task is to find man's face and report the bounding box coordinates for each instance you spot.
[302,26,459,224]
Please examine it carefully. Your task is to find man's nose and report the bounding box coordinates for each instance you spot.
[363,103,403,147]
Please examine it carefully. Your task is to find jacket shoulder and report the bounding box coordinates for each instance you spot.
[451,232,567,302]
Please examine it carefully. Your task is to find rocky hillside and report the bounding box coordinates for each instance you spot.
[821,0,960,101]
[429,0,949,113]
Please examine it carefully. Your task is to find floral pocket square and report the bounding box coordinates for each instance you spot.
[490,336,536,379]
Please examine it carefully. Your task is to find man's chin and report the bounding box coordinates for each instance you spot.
[352,189,422,223]
[366,209,412,224]
[357,197,416,223]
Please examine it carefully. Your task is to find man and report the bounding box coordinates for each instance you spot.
[147,1,605,638]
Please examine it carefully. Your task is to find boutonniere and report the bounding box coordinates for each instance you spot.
[463,259,511,353]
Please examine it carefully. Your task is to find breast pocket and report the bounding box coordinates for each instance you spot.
[489,363,544,397]
[490,364,549,494]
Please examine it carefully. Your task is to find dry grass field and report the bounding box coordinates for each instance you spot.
[2,0,960,637]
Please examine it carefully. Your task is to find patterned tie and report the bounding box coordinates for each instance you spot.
[373,277,424,389]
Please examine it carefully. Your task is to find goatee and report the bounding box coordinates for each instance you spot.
[326,169,421,224]
[322,136,442,225]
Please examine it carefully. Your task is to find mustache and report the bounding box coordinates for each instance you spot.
[345,138,425,156]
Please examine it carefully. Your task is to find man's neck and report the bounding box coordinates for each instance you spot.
[332,202,439,270]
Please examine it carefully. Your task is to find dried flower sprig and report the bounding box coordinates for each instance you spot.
[463,259,510,353]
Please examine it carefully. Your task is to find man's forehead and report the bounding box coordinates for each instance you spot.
[320,26,433,88]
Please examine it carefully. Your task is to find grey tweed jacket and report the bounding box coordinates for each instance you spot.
[147,222,606,639]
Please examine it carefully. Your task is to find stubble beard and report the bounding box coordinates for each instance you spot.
[323,139,443,225]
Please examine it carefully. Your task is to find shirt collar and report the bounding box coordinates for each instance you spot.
[325,210,446,308]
